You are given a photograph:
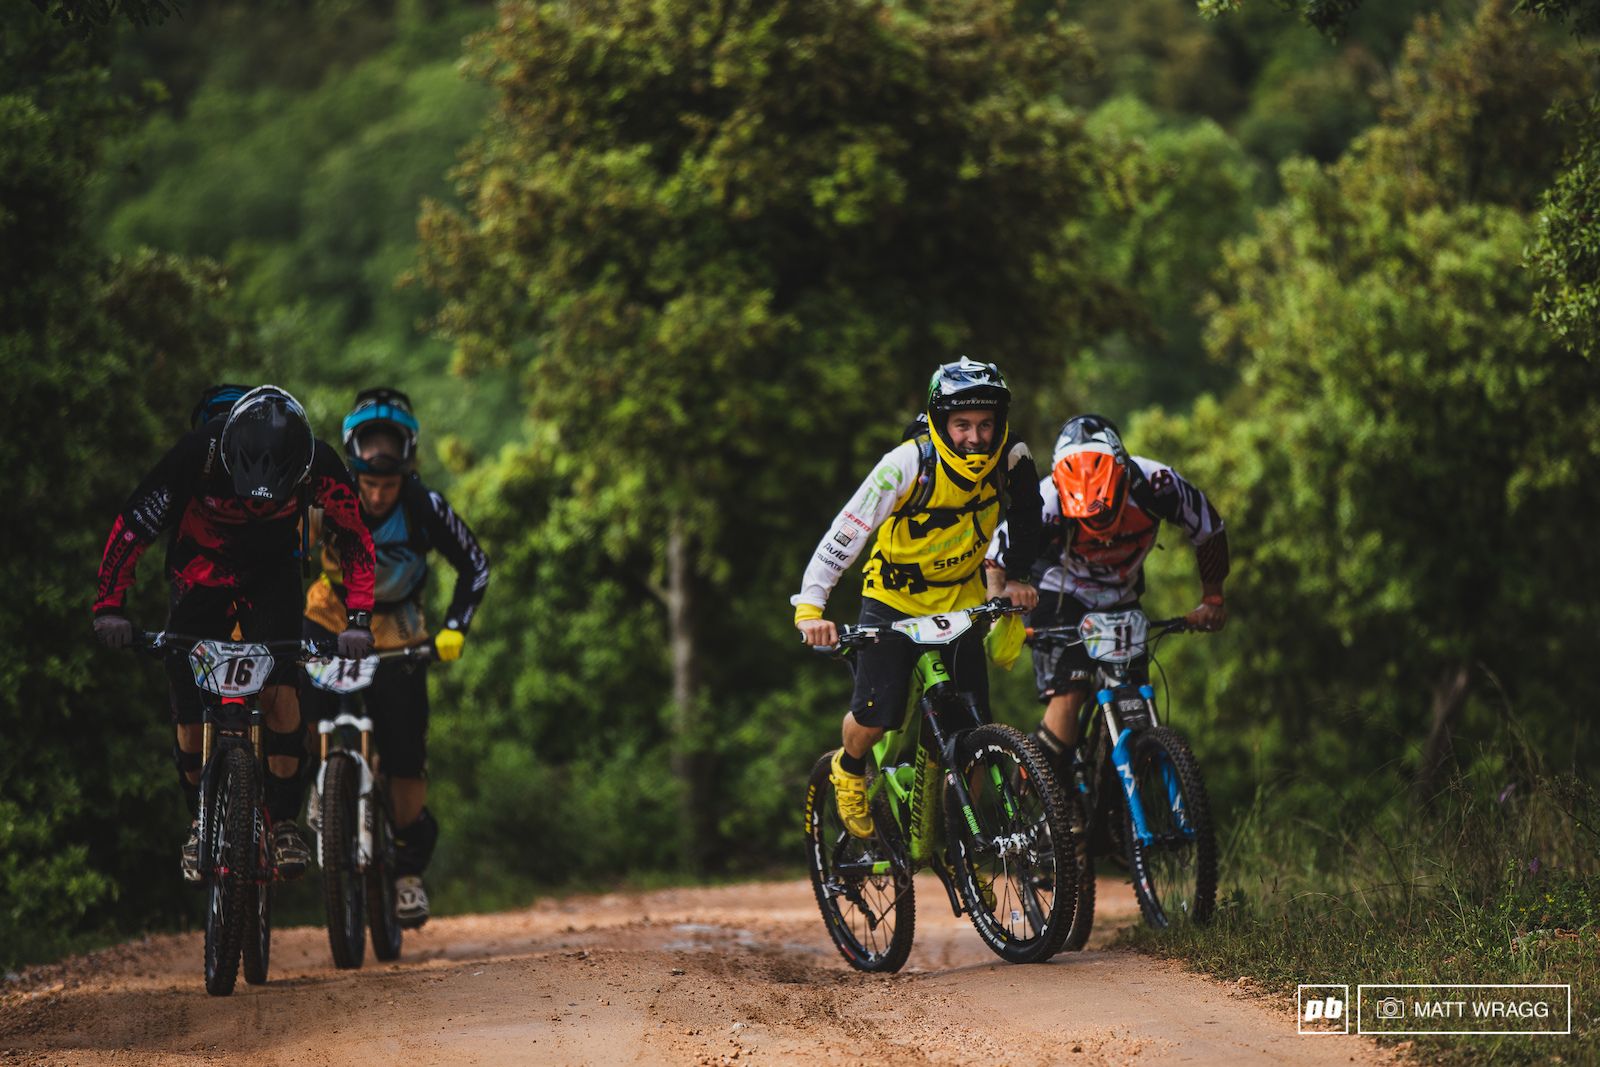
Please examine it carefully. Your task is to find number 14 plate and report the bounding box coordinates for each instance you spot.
[306,655,379,694]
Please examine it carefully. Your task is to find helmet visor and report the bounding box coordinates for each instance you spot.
[1053,448,1128,533]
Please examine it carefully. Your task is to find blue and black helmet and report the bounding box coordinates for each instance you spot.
[191,383,252,430]
[342,387,420,475]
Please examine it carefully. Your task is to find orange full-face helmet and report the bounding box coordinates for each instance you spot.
[1051,414,1130,537]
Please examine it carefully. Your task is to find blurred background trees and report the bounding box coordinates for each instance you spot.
[5,0,1600,965]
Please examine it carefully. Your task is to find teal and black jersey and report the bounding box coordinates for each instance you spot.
[308,474,489,646]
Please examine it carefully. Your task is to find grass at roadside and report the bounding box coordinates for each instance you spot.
[1120,768,1600,1065]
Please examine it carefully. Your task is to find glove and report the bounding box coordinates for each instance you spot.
[94,614,134,648]
[337,627,374,658]
[984,613,1026,671]
[434,628,464,662]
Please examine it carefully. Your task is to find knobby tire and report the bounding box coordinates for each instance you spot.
[320,754,366,969]
[242,801,272,985]
[204,746,254,997]
[945,724,1075,964]
[1061,785,1097,952]
[1126,726,1216,928]
[366,780,403,962]
[804,752,915,973]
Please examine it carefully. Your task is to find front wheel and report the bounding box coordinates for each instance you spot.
[319,754,366,969]
[203,746,254,997]
[242,802,272,985]
[945,724,1075,964]
[803,752,915,973]
[1126,727,1216,928]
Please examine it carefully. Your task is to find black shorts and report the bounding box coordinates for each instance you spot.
[848,598,990,730]
[301,619,430,779]
[165,561,303,725]
[1025,591,1145,703]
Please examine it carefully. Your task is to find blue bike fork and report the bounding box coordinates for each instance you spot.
[1104,685,1186,849]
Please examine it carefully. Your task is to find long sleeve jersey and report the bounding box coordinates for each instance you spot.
[95,422,376,616]
[987,456,1229,610]
[792,435,1042,617]
[305,474,490,649]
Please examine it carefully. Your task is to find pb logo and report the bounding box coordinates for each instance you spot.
[1298,985,1351,1034]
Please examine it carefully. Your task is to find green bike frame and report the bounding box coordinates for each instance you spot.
[857,648,1004,914]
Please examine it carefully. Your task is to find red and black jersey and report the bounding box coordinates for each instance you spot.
[94,421,376,617]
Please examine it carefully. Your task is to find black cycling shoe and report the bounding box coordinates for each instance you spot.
[273,820,311,881]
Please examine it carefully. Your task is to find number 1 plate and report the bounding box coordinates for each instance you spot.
[306,655,379,694]
[188,640,275,697]
[891,609,973,645]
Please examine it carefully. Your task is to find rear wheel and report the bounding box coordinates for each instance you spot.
[203,747,254,997]
[1126,727,1216,928]
[366,780,403,962]
[242,803,272,985]
[945,724,1075,964]
[319,754,366,969]
[1060,784,1097,952]
[804,752,914,973]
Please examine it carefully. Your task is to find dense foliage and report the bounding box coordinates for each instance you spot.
[10,0,1600,994]
[1134,0,1600,811]
[1,2,242,962]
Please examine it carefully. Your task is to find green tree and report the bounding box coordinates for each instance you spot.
[1,1,244,965]
[1134,0,1600,815]
[418,0,1129,867]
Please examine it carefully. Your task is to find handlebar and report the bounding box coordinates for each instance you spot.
[1023,616,1206,646]
[805,598,1025,656]
[130,632,435,664]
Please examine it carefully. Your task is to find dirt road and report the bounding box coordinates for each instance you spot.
[3,876,1394,1066]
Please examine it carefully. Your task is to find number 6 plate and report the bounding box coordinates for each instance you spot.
[1079,610,1150,663]
[891,609,973,645]
[189,640,275,697]
[306,655,379,694]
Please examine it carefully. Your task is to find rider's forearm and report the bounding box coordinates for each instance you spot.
[792,441,919,612]
[1195,528,1230,586]
[1201,581,1224,602]
[1001,447,1042,581]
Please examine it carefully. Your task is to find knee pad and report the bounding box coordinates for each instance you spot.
[174,745,203,817]
[263,723,311,772]
[394,806,439,877]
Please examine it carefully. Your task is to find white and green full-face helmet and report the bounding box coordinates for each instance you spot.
[925,358,1010,454]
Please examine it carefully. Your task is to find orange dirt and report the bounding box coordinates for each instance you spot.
[2,876,1398,1065]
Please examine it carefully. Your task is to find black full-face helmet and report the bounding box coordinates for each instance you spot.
[221,385,315,505]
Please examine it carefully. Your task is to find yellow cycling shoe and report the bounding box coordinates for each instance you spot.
[829,750,876,839]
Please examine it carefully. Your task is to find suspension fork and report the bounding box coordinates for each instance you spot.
[1103,689,1155,848]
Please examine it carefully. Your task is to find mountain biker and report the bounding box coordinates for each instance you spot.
[986,413,1229,779]
[793,359,1043,838]
[93,385,377,883]
[301,388,490,928]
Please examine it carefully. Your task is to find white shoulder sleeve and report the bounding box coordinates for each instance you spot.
[791,442,921,611]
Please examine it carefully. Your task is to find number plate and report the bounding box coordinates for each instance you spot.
[891,609,973,645]
[188,640,275,697]
[1079,610,1150,663]
[306,655,379,694]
